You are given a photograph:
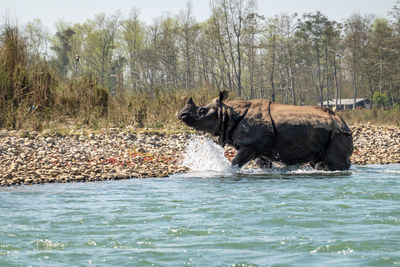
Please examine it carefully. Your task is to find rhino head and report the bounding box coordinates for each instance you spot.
[178,91,229,135]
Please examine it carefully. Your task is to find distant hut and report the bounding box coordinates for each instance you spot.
[321,98,371,110]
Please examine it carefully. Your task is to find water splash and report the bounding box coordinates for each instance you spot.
[181,135,355,177]
[182,136,231,172]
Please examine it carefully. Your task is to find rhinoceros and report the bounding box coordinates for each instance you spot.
[178,91,353,171]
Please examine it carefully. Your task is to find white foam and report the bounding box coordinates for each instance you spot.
[241,164,346,176]
[182,136,231,173]
[181,135,354,177]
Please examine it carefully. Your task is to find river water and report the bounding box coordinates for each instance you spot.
[1,137,400,266]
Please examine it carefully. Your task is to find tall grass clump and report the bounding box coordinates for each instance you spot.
[0,24,55,130]
[54,74,109,127]
[0,23,111,130]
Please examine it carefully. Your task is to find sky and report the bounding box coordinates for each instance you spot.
[1,0,397,33]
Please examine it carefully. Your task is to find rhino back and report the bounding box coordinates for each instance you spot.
[270,104,351,134]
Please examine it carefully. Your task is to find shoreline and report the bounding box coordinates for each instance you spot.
[1,124,399,186]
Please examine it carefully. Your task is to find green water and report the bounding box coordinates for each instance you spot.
[0,164,400,266]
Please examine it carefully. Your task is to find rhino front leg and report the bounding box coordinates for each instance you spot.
[232,147,256,168]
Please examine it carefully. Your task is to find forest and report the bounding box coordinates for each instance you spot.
[1,0,400,130]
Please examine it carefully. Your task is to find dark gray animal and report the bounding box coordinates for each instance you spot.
[178,91,353,171]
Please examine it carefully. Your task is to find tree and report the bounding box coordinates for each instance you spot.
[83,13,120,87]
[245,12,263,99]
[178,1,200,91]
[297,12,332,106]
[210,3,234,91]
[141,18,162,93]
[50,22,75,77]
[389,0,400,103]
[24,18,50,60]
[329,23,344,110]
[122,8,145,92]
[370,18,394,95]
[344,14,371,109]
[195,19,223,89]
[279,13,298,105]
[159,16,179,90]
[321,19,341,109]
[210,0,257,97]
[263,17,279,101]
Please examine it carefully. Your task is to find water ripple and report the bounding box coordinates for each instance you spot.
[0,164,399,265]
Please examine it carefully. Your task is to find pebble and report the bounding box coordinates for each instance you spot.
[0,129,192,186]
[350,124,400,165]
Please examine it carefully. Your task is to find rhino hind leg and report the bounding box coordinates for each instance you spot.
[325,134,353,171]
[255,157,273,169]
[310,161,329,171]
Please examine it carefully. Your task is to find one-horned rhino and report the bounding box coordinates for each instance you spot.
[178,91,353,171]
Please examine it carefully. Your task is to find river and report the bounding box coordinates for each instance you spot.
[0,137,399,266]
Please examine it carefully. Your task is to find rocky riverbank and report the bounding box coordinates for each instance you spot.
[0,128,191,186]
[0,124,399,186]
[350,124,400,165]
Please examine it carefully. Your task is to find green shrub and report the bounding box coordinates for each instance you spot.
[372,92,391,109]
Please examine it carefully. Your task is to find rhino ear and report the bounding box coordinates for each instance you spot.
[218,90,229,102]
[187,97,195,106]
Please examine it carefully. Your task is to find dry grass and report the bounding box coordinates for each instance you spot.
[105,89,220,129]
[339,106,400,126]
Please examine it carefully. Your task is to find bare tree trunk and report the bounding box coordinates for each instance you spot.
[259,50,265,98]
[249,33,255,99]
[279,70,285,103]
[290,70,295,105]
[352,47,357,109]
[212,15,233,91]
[317,55,324,107]
[333,54,340,110]
[270,41,276,102]
[339,56,342,108]
[236,33,242,97]
[379,47,383,94]
[325,48,330,109]
[288,47,295,105]
[311,67,321,103]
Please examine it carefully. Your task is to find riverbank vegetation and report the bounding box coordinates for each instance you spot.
[1,0,400,131]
